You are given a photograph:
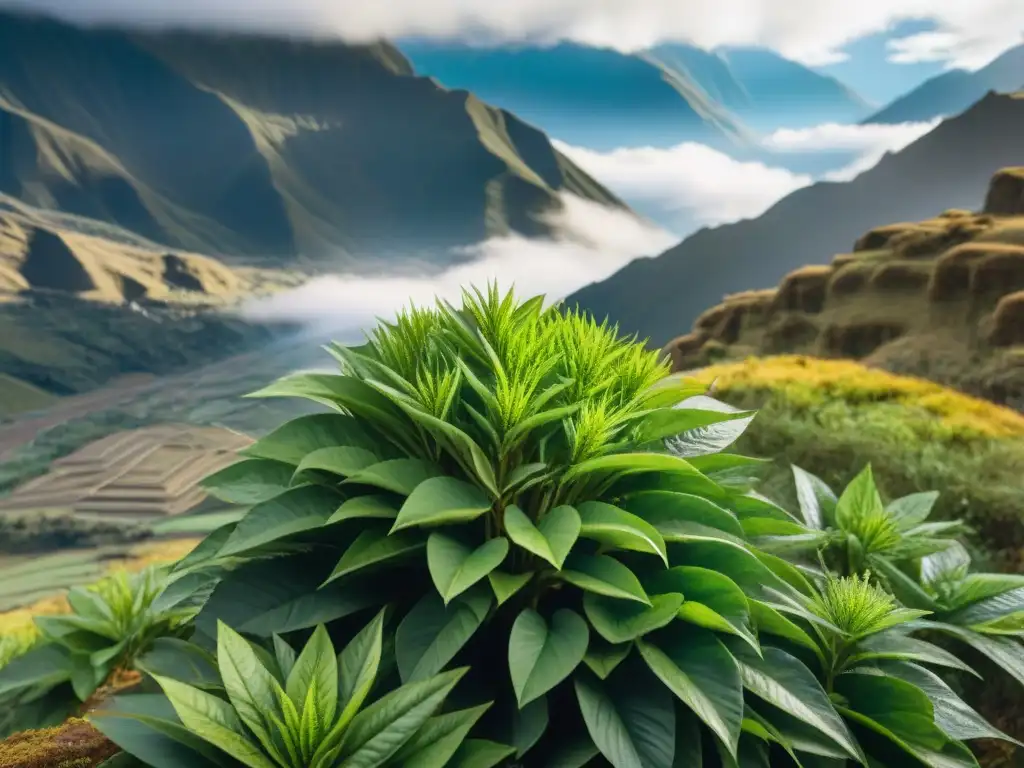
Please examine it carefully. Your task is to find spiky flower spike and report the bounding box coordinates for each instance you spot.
[811,571,930,642]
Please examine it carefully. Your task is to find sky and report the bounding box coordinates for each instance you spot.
[2,0,1022,71]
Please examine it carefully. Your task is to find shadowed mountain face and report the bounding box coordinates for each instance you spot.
[567,91,1024,349]
[0,11,624,270]
[865,44,1024,125]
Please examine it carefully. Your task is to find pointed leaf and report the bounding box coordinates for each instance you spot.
[622,491,744,539]
[239,413,377,466]
[392,477,493,532]
[285,625,338,725]
[559,554,651,605]
[583,637,633,680]
[326,494,400,525]
[445,739,516,768]
[427,534,509,604]
[201,459,295,505]
[324,528,425,585]
[293,446,380,481]
[584,592,683,645]
[511,697,549,758]
[791,466,836,530]
[487,571,533,606]
[509,608,589,707]
[218,485,342,556]
[887,492,940,531]
[396,587,492,683]
[577,501,668,564]
[388,703,491,767]
[345,459,444,497]
[564,452,700,482]
[337,609,386,730]
[505,505,580,569]
[215,622,284,755]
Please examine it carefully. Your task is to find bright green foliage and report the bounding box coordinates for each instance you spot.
[24,285,1023,768]
[89,611,475,768]
[0,565,202,737]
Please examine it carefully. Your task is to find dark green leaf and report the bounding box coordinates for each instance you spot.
[293,446,380,481]
[577,501,669,564]
[584,592,683,644]
[136,639,220,690]
[791,466,836,530]
[200,459,295,505]
[285,624,338,726]
[583,636,632,680]
[239,413,378,466]
[564,452,700,482]
[621,491,744,539]
[218,485,342,557]
[325,494,400,525]
[445,739,516,768]
[487,571,533,606]
[559,554,651,605]
[649,567,758,650]
[346,459,445,497]
[512,697,549,758]
[509,608,589,707]
[324,527,425,585]
[504,504,580,570]
[396,586,492,683]
[387,703,491,767]
[427,534,509,604]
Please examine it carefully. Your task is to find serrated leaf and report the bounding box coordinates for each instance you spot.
[427,534,509,604]
[392,477,493,532]
[584,592,683,645]
[509,608,589,707]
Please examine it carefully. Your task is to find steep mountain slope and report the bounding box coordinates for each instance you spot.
[567,91,1024,349]
[865,43,1024,124]
[0,11,624,269]
[401,41,869,151]
[661,167,1024,411]
[399,41,754,152]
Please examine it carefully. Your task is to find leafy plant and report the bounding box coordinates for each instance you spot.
[0,565,205,736]
[90,610,487,768]
[22,285,1023,768]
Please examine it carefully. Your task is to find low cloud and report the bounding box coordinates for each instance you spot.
[3,0,1022,70]
[761,120,941,154]
[554,140,812,230]
[242,193,676,329]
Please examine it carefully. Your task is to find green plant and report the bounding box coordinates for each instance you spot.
[89,610,489,768]
[0,565,206,737]
[31,286,1022,767]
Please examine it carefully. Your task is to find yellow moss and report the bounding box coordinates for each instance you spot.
[0,719,117,768]
[695,355,1024,440]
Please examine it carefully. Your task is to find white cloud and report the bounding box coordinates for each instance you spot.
[761,120,940,153]
[554,140,812,228]
[3,0,1023,70]
[241,193,676,329]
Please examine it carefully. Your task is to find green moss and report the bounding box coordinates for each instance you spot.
[0,719,118,768]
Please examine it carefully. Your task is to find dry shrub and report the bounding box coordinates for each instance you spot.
[869,261,933,292]
[983,167,1024,215]
[889,221,987,259]
[987,290,1024,347]
[854,223,918,251]
[774,266,832,313]
[970,247,1024,298]
[929,244,994,302]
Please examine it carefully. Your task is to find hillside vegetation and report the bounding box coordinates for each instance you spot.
[664,167,1024,410]
[569,91,1024,348]
[0,11,623,268]
[693,355,1024,571]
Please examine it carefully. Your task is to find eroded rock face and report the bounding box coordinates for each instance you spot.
[19,229,96,293]
[983,167,1024,215]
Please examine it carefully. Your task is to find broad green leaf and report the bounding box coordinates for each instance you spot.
[345,459,444,497]
[396,587,492,683]
[869,557,939,612]
[576,501,668,564]
[747,600,822,661]
[70,654,106,701]
[559,554,651,605]
[583,637,633,680]
[487,571,533,606]
[636,627,743,756]
[504,505,580,569]
[729,645,862,763]
[332,608,386,745]
[201,459,295,505]
[285,625,338,726]
[666,540,793,599]
[947,587,1024,632]
[239,414,377,466]
[664,413,756,459]
[137,639,220,690]
[151,675,276,768]
[502,462,550,494]
[512,697,549,758]
[215,621,284,756]
[688,454,770,491]
[574,664,676,768]
[392,477,493,532]
[338,667,467,768]
[886,492,940,531]
[87,692,235,768]
[273,636,296,683]
[324,528,425,585]
[0,644,72,697]
[834,465,884,531]
[445,739,516,768]
[929,623,1024,687]
[427,534,509,604]
[621,491,744,539]
[649,567,758,650]
[790,466,836,530]
[584,592,683,644]
[509,608,589,707]
[641,375,708,409]
[638,405,754,445]
[947,573,1024,610]
[293,446,380,481]
[387,703,491,767]
[218,485,342,557]
[849,632,978,676]
[326,495,401,525]
[835,671,976,768]
[564,452,700,482]
[543,735,601,768]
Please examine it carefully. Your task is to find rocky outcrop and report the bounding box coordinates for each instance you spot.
[19,229,97,294]
[983,167,1024,215]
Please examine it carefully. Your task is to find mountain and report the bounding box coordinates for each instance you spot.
[0,11,624,271]
[865,43,1024,124]
[398,41,754,152]
[660,166,1024,411]
[567,91,1024,349]
[400,41,870,151]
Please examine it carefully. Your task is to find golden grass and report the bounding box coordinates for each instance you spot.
[695,355,1024,439]
[0,538,200,639]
